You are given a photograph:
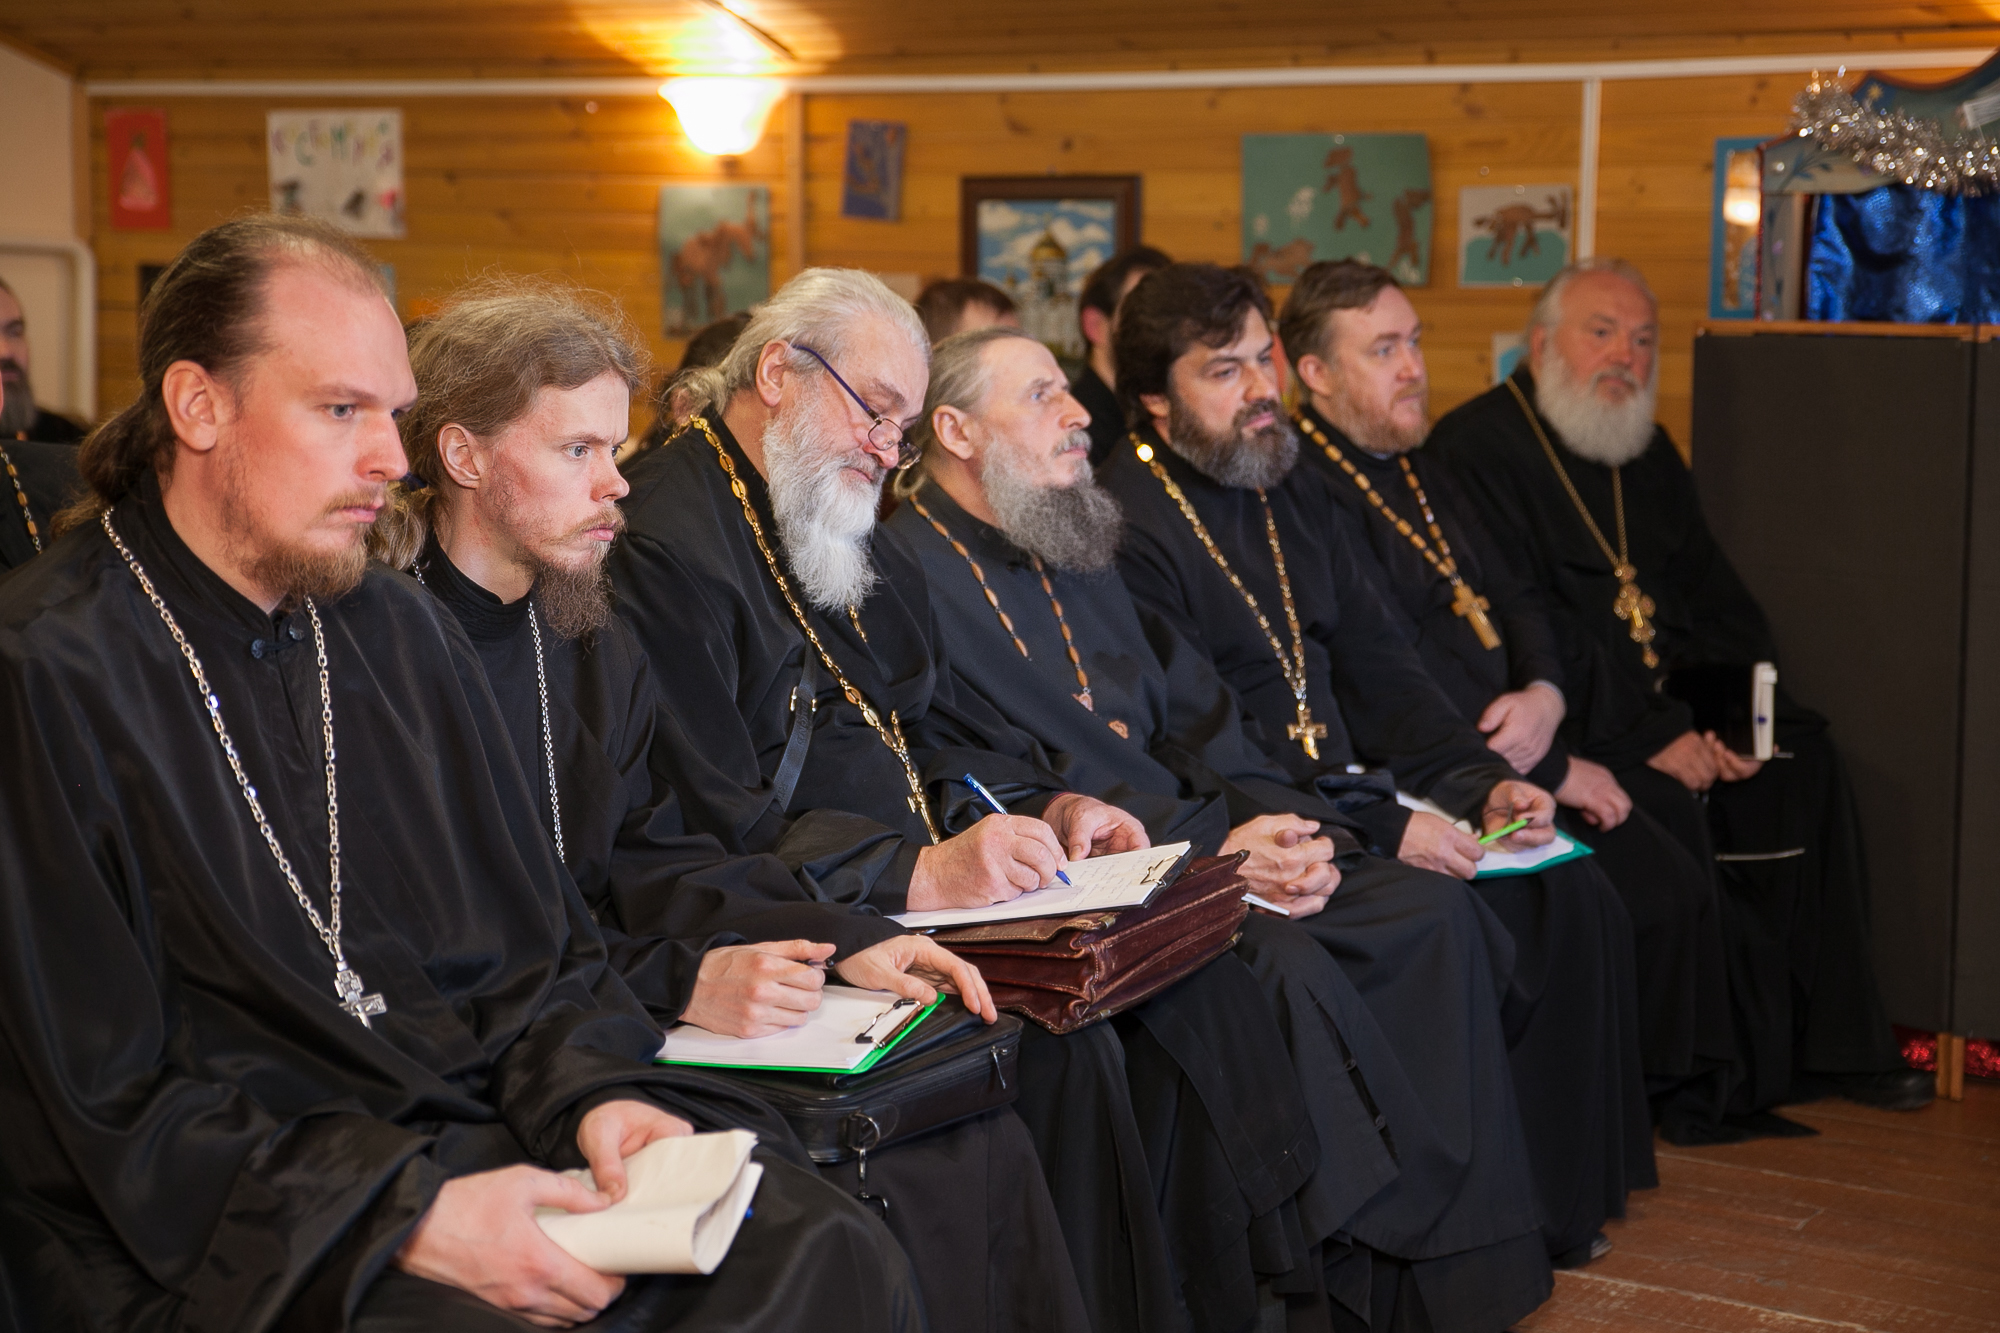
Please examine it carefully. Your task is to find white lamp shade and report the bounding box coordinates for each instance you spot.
[661,77,786,156]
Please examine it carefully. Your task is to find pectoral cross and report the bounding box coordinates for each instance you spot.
[1451,581,1503,651]
[1610,565,1661,670]
[335,966,387,1028]
[1288,700,1328,761]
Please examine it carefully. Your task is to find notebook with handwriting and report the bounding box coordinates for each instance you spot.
[892,841,1195,931]
[656,985,941,1074]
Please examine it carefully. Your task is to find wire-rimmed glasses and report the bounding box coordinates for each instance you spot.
[792,343,918,469]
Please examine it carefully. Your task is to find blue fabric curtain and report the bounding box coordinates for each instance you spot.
[1806,185,2000,323]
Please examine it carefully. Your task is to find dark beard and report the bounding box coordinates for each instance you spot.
[0,362,35,437]
[534,555,614,641]
[1165,396,1299,489]
[983,430,1124,573]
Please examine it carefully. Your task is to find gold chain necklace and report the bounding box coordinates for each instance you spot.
[1504,378,1659,668]
[1132,434,1327,759]
[1,443,41,555]
[1295,412,1500,651]
[695,417,940,843]
[907,491,1098,716]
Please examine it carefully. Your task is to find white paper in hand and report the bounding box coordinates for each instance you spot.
[535,1130,763,1275]
[892,842,1193,930]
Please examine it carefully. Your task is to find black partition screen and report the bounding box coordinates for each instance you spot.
[1692,328,1996,1037]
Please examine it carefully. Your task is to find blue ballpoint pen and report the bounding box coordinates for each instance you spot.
[962,772,1073,885]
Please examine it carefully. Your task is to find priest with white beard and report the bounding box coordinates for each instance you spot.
[1427,257,1928,1119]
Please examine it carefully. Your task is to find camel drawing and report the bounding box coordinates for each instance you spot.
[1389,187,1431,274]
[1472,193,1571,266]
[669,196,764,331]
[1248,237,1316,282]
[1322,147,1372,231]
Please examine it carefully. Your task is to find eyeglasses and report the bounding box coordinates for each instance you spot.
[792,343,917,469]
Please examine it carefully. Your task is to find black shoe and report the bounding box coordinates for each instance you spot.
[1818,1067,1935,1111]
[1550,1232,1612,1269]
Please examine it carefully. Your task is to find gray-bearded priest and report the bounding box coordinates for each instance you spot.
[0,217,921,1332]
[1425,257,1927,1117]
[1102,262,1656,1272]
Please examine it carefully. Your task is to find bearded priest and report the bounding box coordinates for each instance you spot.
[0,217,922,1332]
[1101,262,1657,1274]
[1425,258,1925,1118]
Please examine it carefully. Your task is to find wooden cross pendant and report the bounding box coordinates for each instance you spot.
[1450,581,1503,650]
[1288,701,1328,761]
[335,966,387,1028]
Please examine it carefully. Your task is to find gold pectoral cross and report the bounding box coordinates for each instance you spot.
[1288,700,1328,760]
[1451,581,1503,650]
[1610,564,1661,669]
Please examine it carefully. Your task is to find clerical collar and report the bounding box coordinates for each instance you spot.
[908,478,1031,570]
[121,468,304,639]
[416,535,533,643]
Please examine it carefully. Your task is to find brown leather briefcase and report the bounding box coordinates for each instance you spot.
[928,851,1250,1034]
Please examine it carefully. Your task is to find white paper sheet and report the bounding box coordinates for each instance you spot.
[536,1130,763,1275]
[656,985,914,1071]
[1393,791,1579,878]
[891,842,1194,930]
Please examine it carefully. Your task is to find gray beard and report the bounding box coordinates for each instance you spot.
[763,404,882,613]
[0,369,34,437]
[1165,396,1299,490]
[1534,344,1658,467]
[982,428,1124,573]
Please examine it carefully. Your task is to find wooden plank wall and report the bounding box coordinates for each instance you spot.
[85,68,1917,447]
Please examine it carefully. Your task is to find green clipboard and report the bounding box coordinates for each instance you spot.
[1471,833,1595,880]
[656,993,945,1076]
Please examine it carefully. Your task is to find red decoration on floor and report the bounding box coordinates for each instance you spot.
[1894,1024,2000,1080]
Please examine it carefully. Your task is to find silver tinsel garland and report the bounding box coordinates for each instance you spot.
[1789,69,2000,195]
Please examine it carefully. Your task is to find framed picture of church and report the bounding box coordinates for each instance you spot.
[960,176,1141,359]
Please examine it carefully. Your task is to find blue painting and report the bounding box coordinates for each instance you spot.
[1241,133,1433,285]
[841,120,906,221]
[658,184,769,335]
[974,197,1118,357]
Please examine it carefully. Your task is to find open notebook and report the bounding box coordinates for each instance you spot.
[535,1130,763,1275]
[891,841,1195,930]
[1393,792,1592,878]
[656,985,942,1074]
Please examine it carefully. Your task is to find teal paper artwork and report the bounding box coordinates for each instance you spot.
[1457,184,1572,288]
[1240,134,1433,285]
[658,185,770,335]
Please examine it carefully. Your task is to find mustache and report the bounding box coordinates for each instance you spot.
[328,487,388,515]
[1053,428,1092,459]
[0,359,22,378]
[1592,368,1642,391]
[571,506,626,539]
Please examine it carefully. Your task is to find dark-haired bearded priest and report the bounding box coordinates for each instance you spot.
[888,324,1558,1332]
[1101,261,1656,1275]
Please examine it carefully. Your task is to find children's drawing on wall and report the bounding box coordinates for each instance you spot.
[267,110,404,238]
[1457,184,1573,287]
[1241,134,1433,286]
[658,185,770,335]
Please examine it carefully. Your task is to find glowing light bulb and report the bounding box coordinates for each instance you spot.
[1722,187,1762,228]
[660,77,785,156]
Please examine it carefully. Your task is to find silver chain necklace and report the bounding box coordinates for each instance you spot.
[102,513,387,1027]
[413,558,564,862]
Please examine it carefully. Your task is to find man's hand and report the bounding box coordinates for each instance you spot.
[1480,779,1557,849]
[1476,684,1565,775]
[394,1165,626,1328]
[907,814,1070,911]
[1041,792,1150,860]
[834,934,998,1022]
[1554,757,1632,830]
[1221,813,1340,918]
[679,940,831,1038]
[1706,732,1765,783]
[1648,730,1721,792]
[1397,811,1488,880]
[576,1099,695,1204]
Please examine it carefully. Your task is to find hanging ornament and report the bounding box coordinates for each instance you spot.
[1789,69,2000,196]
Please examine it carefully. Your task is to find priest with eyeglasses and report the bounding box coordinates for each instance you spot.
[0,217,923,1333]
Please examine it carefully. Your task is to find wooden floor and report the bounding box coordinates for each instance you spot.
[1516,1082,2000,1332]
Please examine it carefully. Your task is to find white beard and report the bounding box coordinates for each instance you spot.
[763,404,882,612]
[1534,342,1658,467]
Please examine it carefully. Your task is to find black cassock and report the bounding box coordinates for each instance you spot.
[1298,406,1737,1129]
[0,475,921,1333]
[1427,371,1905,1111]
[414,537,1089,1333]
[1071,363,1129,470]
[1103,430,1657,1262]
[886,482,1557,1332]
[611,419,1377,1333]
[0,437,79,570]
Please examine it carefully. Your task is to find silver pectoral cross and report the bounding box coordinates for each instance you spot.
[335,966,388,1028]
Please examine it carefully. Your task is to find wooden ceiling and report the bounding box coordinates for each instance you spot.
[6,0,1998,81]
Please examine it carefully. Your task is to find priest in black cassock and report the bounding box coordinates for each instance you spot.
[885,325,1557,1331]
[608,267,1418,1333]
[374,280,1091,1333]
[1071,245,1172,467]
[1104,262,1657,1272]
[1425,258,1926,1116]
[0,372,80,569]
[0,217,921,1333]
[1276,260,1744,1142]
